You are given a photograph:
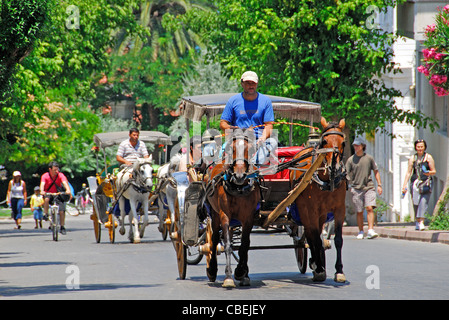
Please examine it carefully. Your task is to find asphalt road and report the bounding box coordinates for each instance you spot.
[1,212,449,302]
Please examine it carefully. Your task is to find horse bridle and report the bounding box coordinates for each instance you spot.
[131,162,153,193]
[315,126,347,192]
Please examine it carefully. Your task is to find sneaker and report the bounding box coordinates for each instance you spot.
[60,226,66,235]
[356,231,364,239]
[367,229,379,239]
[415,222,419,230]
[419,222,426,231]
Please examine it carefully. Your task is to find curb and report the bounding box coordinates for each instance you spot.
[343,225,449,245]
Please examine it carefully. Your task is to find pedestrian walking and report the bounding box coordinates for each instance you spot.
[6,171,27,229]
[30,186,44,229]
[346,137,382,239]
[401,139,436,230]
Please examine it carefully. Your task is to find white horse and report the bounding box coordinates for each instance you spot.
[155,154,181,233]
[116,157,153,243]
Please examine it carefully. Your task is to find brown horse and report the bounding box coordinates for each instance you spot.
[290,117,347,282]
[205,130,261,288]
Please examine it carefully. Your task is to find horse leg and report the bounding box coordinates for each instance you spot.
[206,212,220,282]
[333,208,346,283]
[139,197,149,238]
[129,201,140,243]
[221,217,236,288]
[119,197,126,236]
[234,221,251,286]
[306,226,326,282]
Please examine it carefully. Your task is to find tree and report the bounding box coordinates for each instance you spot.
[182,0,437,135]
[98,0,214,132]
[1,0,142,170]
[0,0,54,145]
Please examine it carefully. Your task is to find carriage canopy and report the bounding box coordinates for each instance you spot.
[93,131,172,149]
[180,93,321,122]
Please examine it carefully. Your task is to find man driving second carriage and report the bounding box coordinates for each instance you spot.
[116,127,150,167]
[114,127,151,216]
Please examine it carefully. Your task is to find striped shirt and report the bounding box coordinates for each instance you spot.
[116,139,149,163]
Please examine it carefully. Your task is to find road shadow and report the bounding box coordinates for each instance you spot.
[0,260,68,268]
[0,282,159,297]
[190,271,350,290]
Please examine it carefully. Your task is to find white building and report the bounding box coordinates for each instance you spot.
[365,0,449,222]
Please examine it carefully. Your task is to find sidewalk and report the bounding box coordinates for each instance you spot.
[343,223,449,245]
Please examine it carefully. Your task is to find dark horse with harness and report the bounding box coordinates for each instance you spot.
[290,117,347,282]
[204,129,261,288]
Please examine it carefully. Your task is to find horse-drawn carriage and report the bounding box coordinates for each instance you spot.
[88,130,171,243]
[166,93,347,286]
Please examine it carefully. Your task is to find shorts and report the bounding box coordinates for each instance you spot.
[45,194,67,212]
[33,208,43,220]
[350,188,377,213]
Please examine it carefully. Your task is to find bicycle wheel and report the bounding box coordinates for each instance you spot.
[52,210,59,241]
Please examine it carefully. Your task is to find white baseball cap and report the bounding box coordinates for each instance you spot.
[240,71,259,83]
[352,137,366,146]
[13,171,21,177]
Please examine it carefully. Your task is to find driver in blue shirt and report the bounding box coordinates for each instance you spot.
[220,71,274,144]
[220,71,275,164]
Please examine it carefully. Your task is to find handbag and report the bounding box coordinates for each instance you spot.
[418,178,432,194]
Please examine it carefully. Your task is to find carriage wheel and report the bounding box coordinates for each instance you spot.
[106,213,116,244]
[186,245,203,265]
[204,218,214,271]
[91,208,101,243]
[171,207,187,280]
[294,226,308,274]
[161,209,169,241]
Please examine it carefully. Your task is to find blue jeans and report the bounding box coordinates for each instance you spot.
[11,198,24,220]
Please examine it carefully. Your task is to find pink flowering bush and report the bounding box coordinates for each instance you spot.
[418,5,449,96]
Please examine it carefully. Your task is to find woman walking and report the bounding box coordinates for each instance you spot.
[6,171,27,229]
[402,139,436,230]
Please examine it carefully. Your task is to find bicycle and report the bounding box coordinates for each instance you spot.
[74,191,92,215]
[46,192,67,241]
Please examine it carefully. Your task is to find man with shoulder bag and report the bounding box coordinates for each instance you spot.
[40,161,72,235]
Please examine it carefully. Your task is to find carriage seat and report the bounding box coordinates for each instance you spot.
[263,146,304,180]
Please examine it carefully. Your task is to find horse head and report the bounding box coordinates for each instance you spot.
[225,130,254,186]
[319,117,346,191]
[133,156,154,191]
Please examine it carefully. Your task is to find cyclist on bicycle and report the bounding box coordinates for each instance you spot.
[40,161,72,235]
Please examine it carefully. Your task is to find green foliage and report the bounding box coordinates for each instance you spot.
[418,5,449,96]
[0,0,142,168]
[427,213,449,231]
[427,185,449,230]
[0,0,54,97]
[182,0,437,135]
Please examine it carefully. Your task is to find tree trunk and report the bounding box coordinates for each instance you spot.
[433,175,449,216]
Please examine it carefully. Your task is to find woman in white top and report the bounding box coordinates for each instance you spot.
[7,171,27,229]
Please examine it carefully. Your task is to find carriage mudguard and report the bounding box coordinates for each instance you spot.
[94,182,110,224]
[182,181,204,246]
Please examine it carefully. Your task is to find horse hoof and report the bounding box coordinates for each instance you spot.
[206,269,216,283]
[323,239,332,250]
[312,271,326,282]
[133,238,141,244]
[222,278,236,288]
[119,228,125,236]
[334,273,346,283]
[238,277,250,287]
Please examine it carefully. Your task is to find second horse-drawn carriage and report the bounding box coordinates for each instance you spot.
[88,130,172,244]
[163,93,347,287]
